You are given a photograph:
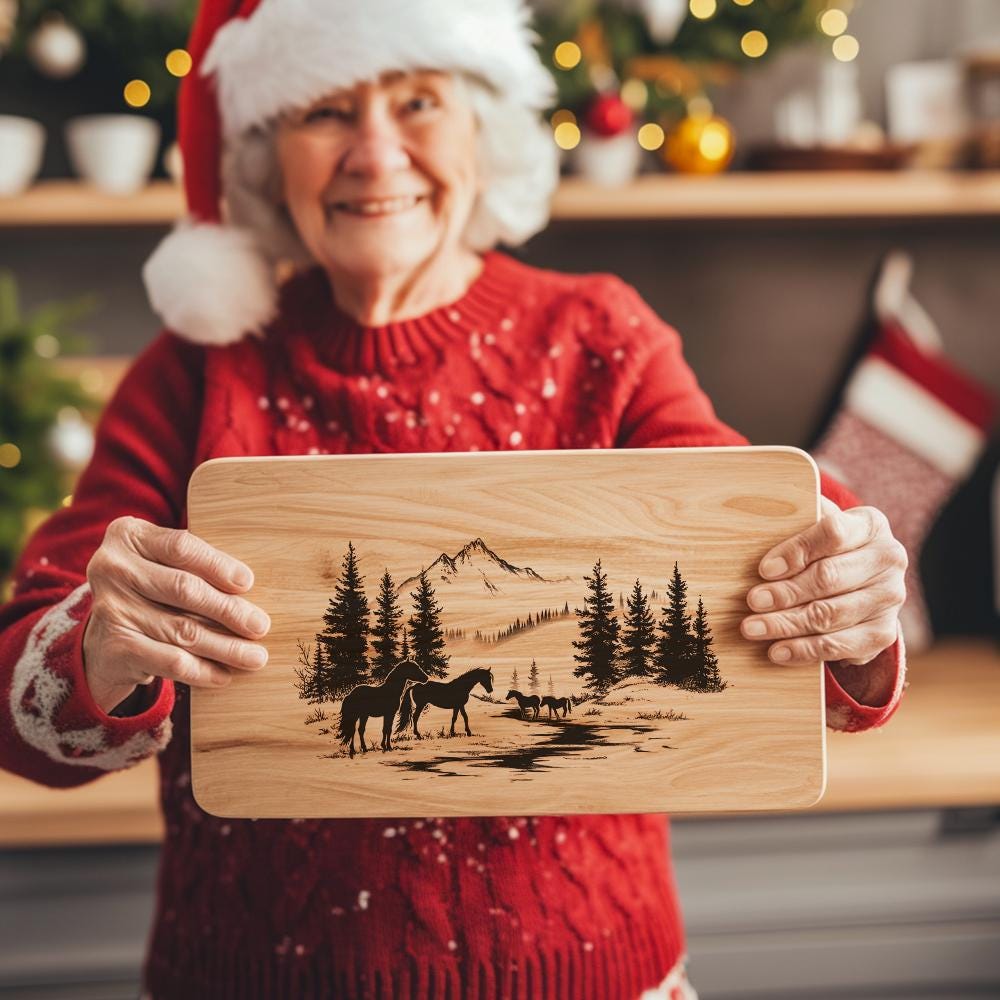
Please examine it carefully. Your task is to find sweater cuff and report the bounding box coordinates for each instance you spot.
[824,621,907,732]
[10,582,175,772]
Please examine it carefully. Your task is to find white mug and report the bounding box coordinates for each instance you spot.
[0,115,46,196]
[64,114,161,194]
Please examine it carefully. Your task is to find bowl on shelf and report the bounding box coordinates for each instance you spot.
[64,114,161,195]
[0,115,46,196]
[744,143,916,171]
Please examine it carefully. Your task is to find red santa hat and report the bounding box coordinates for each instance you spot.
[142,0,557,346]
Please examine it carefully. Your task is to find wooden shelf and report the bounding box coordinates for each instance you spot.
[0,637,996,847]
[4,172,1000,227]
[554,170,1000,220]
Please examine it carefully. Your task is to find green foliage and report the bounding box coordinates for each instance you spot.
[534,0,829,117]
[0,270,98,584]
[4,0,197,113]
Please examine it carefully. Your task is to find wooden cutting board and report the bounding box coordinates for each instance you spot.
[186,446,827,818]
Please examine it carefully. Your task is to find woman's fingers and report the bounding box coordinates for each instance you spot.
[114,516,254,593]
[120,603,269,672]
[756,502,885,581]
[754,611,901,667]
[747,544,900,613]
[741,568,904,645]
[121,554,270,639]
[101,622,235,689]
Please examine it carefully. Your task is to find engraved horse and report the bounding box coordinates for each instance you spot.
[541,695,573,719]
[395,666,495,739]
[337,659,428,758]
[506,689,540,721]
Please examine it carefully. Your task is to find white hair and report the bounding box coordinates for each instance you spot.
[219,71,560,269]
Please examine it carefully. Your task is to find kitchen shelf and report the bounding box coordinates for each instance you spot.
[4,172,1000,227]
[0,637,996,846]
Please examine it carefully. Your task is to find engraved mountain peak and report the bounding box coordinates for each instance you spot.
[398,537,571,595]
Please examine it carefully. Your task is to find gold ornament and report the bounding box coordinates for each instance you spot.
[661,114,735,174]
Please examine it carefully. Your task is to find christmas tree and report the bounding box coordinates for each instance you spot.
[3,0,198,118]
[534,0,830,122]
[0,270,98,595]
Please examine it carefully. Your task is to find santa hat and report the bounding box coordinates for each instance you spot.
[142,0,557,347]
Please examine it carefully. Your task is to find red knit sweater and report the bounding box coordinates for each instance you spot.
[0,249,906,1000]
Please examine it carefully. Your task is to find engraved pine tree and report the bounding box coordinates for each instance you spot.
[572,559,620,694]
[370,568,404,682]
[619,578,657,679]
[408,568,449,678]
[318,542,371,699]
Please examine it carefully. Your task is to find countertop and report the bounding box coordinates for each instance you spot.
[1,638,997,847]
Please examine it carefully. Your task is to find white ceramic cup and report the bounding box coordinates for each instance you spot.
[0,115,46,196]
[64,114,161,194]
[573,130,642,188]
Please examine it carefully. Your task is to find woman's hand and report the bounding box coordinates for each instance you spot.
[741,498,907,670]
[82,516,271,714]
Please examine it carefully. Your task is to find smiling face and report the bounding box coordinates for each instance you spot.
[275,69,482,287]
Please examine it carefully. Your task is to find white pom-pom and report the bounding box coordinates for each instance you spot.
[142,219,278,346]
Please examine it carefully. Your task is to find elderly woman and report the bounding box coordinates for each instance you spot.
[0,0,907,997]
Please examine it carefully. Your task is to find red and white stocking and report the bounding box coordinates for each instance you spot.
[813,252,996,653]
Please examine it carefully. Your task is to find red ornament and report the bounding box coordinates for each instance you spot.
[584,93,634,137]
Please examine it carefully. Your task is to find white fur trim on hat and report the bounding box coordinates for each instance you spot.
[142,220,279,346]
[201,0,556,137]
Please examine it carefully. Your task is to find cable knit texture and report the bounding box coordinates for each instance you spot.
[0,249,905,999]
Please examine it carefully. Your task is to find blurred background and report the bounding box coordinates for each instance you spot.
[1,1,999,998]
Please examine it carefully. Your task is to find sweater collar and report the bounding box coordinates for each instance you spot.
[272,249,521,374]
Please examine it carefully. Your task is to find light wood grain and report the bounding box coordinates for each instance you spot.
[186,446,825,817]
[0,639,995,846]
[6,173,1000,228]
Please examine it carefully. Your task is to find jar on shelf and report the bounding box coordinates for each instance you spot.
[965,52,1000,168]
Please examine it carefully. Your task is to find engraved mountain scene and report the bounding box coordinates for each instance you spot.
[295,536,730,779]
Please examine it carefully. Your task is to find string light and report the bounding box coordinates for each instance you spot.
[689,0,716,20]
[550,109,577,128]
[637,122,665,150]
[819,9,848,36]
[732,0,754,5]
[34,334,59,358]
[62,494,73,507]
[553,41,582,70]
[553,121,581,150]
[832,34,859,61]
[124,79,151,107]
[165,48,192,77]
[741,30,768,58]
[0,443,21,469]
[620,78,648,111]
